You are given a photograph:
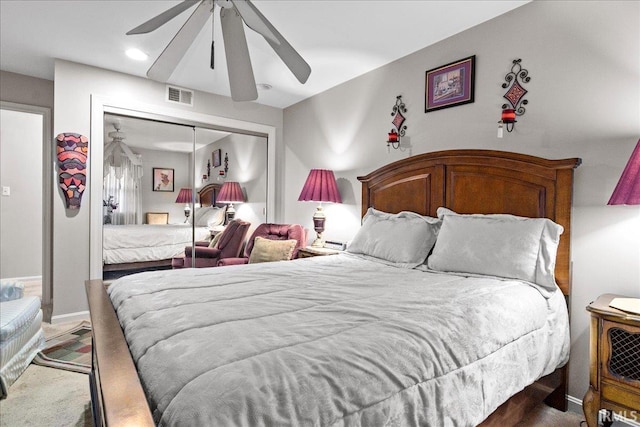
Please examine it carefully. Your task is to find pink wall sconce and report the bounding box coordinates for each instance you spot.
[56,133,88,209]
[498,59,531,138]
[387,95,407,151]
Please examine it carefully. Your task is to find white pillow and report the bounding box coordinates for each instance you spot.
[347,208,441,268]
[197,206,226,227]
[188,206,211,225]
[427,207,563,292]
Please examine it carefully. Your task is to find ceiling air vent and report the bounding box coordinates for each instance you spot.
[166,85,193,106]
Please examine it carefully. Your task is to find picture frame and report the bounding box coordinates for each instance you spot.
[152,167,174,192]
[212,149,222,167]
[425,55,475,113]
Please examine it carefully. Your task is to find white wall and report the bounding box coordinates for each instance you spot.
[195,133,268,235]
[53,60,282,318]
[0,109,43,278]
[283,0,640,406]
[137,147,191,224]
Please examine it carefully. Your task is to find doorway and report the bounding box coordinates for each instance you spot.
[0,102,53,321]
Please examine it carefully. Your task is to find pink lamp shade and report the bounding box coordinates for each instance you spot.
[175,188,193,223]
[608,139,640,205]
[175,188,193,204]
[298,169,341,248]
[217,181,244,223]
[297,169,342,203]
[217,181,245,203]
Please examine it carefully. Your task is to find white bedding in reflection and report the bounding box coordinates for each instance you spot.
[108,253,569,426]
[103,224,209,264]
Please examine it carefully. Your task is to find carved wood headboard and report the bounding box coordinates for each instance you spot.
[198,183,222,207]
[357,149,581,295]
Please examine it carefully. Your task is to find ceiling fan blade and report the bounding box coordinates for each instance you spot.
[220,7,258,101]
[147,0,213,82]
[229,0,279,45]
[127,0,200,35]
[231,0,311,84]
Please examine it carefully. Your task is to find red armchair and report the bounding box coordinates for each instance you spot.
[218,223,306,266]
[172,220,250,268]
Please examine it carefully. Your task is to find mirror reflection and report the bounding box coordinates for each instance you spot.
[102,113,267,280]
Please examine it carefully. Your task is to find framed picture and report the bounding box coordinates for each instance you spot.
[212,149,222,167]
[152,167,174,192]
[425,55,475,113]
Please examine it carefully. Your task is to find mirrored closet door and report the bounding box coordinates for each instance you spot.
[101,113,267,281]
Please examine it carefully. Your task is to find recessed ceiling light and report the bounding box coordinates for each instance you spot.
[126,48,148,61]
[256,83,272,91]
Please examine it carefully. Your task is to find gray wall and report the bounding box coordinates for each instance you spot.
[282,0,639,406]
[137,147,191,224]
[194,133,268,235]
[0,109,43,278]
[0,72,53,280]
[0,70,54,109]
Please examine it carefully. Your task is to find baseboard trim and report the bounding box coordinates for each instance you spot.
[568,394,640,426]
[3,275,42,282]
[50,311,90,325]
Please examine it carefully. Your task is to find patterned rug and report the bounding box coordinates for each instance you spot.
[33,321,92,374]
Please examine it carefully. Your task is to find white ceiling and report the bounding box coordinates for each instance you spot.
[104,114,231,153]
[0,0,529,109]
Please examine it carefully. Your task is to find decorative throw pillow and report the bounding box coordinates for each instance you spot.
[248,237,298,264]
[427,207,563,292]
[208,230,224,248]
[346,208,441,268]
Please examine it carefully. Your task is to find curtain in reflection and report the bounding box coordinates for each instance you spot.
[103,154,143,225]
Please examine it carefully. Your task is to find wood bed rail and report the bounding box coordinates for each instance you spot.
[86,279,154,426]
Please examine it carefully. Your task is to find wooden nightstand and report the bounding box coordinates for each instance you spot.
[583,294,640,427]
[297,247,340,259]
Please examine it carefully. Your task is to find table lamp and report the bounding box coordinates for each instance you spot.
[298,169,342,247]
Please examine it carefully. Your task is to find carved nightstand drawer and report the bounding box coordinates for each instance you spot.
[583,294,640,427]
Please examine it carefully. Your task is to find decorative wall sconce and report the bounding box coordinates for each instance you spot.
[388,95,407,151]
[498,59,531,138]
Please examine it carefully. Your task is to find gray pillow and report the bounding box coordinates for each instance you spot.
[427,208,563,291]
[347,208,440,268]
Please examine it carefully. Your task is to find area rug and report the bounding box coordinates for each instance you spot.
[33,321,92,374]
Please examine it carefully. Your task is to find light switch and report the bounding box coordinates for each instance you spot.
[2,186,9,196]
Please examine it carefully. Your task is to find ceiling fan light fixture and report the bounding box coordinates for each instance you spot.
[125,48,148,61]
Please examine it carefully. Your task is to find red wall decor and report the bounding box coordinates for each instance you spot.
[56,133,88,209]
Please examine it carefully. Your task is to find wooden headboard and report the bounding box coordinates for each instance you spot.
[198,183,222,207]
[357,149,581,296]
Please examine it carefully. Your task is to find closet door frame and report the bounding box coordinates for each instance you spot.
[89,95,276,280]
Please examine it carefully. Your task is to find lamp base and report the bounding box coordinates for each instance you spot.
[311,232,325,248]
[184,209,191,223]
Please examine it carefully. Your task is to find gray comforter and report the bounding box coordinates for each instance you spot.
[108,253,569,426]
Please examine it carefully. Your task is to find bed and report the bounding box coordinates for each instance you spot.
[86,150,581,426]
[102,184,223,273]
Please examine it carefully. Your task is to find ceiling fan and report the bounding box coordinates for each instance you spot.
[127,0,311,102]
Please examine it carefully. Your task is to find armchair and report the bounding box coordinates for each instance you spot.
[218,223,306,266]
[0,280,45,398]
[172,220,250,269]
